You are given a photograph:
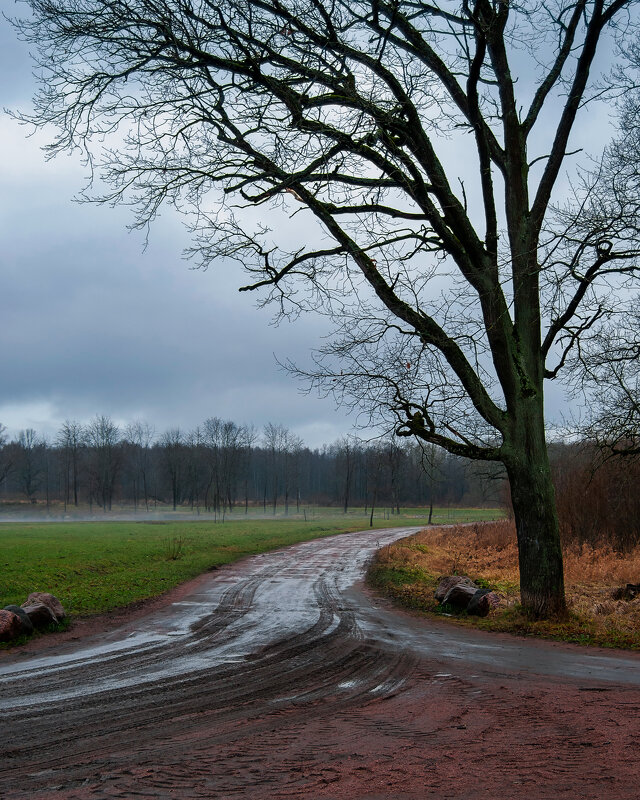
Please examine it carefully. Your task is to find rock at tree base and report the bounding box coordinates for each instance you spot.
[21,603,59,628]
[23,592,66,620]
[0,610,22,642]
[2,605,34,635]
[434,576,477,603]
[442,583,479,611]
[467,589,501,617]
[612,584,640,601]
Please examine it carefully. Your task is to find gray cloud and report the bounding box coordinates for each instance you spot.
[1,12,594,449]
[0,18,355,448]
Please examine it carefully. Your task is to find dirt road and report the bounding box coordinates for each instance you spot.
[1,526,639,799]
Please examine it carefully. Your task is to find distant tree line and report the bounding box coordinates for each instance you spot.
[1,417,638,551]
[0,417,501,515]
[552,444,640,553]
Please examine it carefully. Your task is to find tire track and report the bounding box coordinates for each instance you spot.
[1,525,640,799]
[0,528,420,795]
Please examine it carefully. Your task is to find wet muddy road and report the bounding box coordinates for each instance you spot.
[2,526,640,799]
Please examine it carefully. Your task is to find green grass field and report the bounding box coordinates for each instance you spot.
[0,507,501,616]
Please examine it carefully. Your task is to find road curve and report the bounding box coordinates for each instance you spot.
[1,526,640,799]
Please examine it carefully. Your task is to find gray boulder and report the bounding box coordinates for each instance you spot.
[467,589,500,617]
[3,605,34,635]
[612,584,640,601]
[21,603,59,628]
[435,575,477,603]
[442,582,478,611]
[23,592,66,620]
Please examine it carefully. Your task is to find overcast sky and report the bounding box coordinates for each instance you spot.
[0,13,361,449]
[0,10,618,449]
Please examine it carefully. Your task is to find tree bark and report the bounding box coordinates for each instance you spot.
[505,400,566,617]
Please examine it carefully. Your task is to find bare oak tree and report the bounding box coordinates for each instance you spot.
[13,0,640,615]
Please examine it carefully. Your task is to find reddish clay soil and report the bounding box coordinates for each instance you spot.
[1,527,639,800]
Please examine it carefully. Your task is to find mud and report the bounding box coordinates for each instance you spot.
[1,526,639,799]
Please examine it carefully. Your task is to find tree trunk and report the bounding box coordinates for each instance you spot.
[143,470,149,512]
[506,402,566,618]
[72,454,78,507]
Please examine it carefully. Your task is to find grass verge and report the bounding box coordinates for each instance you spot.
[367,520,640,650]
[0,508,499,620]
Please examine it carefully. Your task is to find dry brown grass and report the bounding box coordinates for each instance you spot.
[371,520,640,649]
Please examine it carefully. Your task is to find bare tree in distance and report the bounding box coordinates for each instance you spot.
[12,0,640,615]
[86,415,122,512]
[160,428,185,512]
[283,429,304,515]
[364,443,386,529]
[261,422,304,514]
[124,421,155,510]
[219,419,252,513]
[201,417,224,515]
[16,428,44,502]
[56,420,85,509]
[415,441,445,525]
[200,417,252,516]
[0,424,13,492]
[241,424,258,514]
[332,436,358,514]
[184,425,204,513]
